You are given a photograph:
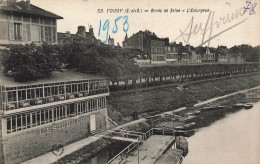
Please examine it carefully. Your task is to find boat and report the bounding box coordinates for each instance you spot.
[175,122,196,131]
[201,106,219,111]
[194,111,201,116]
[201,107,213,111]
[175,129,195,137]
[233,103,244,109]
[155,148,183,164]
[216,105,225,110]
[244,104,253,110]
[176,136,188,157]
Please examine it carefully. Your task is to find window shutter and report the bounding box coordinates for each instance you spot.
[9,23,14,40]
[23,24,27,41]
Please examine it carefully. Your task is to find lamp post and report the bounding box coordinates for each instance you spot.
[172,110,176,149]
[137,138,140,164]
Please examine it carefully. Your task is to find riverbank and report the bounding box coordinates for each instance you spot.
[108,73,260,125]
[122,87,260,133]
[183,101,260,164]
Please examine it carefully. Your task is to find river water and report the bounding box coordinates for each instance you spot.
[183,101,260,164]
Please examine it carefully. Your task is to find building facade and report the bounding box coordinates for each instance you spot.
[0,70,110,164]
[0,0,63,46]
[201,47,216,63]
[122,30,169,63]
[57,25,97,45]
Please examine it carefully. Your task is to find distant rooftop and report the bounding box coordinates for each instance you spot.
[0,1,63,19]
[0,69,106,88]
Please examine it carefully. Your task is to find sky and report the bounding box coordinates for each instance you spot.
[30,0,260,48]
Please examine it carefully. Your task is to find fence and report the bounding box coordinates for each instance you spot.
[106,128,175,164]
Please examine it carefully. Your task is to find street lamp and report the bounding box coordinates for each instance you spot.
[137,138,140,164]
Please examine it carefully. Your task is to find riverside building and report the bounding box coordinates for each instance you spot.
[0,70,110,164]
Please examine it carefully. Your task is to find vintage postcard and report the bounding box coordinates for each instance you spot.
[0,0,259,164]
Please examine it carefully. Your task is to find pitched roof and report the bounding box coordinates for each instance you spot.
[0,1,63,19]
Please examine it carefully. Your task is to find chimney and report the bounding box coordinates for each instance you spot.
[89,25,94,36]
[77,26,86,37]
[25,0,31,10]
[26,0,30,9]
[65,31,70,37]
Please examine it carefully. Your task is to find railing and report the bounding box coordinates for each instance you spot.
[3,88,109,111]
[106,128,175,164]
[108,117,119,127]
[106,139,141,164]
[106,130,142,140]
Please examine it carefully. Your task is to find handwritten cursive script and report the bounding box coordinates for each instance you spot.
[174,7,248,47]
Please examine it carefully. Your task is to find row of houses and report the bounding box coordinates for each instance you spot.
[0,0,243,65]
[122,30,243,64]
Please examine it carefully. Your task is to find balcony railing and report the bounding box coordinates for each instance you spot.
[3,88,109,111]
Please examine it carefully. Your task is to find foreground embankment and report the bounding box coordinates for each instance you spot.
[108,73,260,124]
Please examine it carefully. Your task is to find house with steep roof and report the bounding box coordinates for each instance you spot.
[0,0,63,47]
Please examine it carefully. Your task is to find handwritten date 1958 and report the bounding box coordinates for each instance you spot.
[98,16,129,44]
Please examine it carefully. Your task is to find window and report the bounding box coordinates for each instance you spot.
[52,19,56,25]
[44,87,51,96]
[27,89,35,99]
[25,113,30,129]
[78,84,83,92]
[14,23,22,40]
[32,112,36,127]
[31,25,40,42]
[17,115,22,131]
[23,15,30,22]
[7,117,11,133]
[13,14,22,21]
[45,27,52,43]
[41,26,44,42]
[66,85,71,93]
[59,86,64,94]
[8,91,16,102]
[72,84,77,93]
[18,90,26,100]
[44,18,51,25]
[52,27,56,43]
[32,16,39,23]
[36,88,43,98]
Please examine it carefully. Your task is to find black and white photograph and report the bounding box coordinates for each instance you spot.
[0,0,259,163]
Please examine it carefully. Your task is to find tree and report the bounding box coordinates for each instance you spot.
[2,43,61,82]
